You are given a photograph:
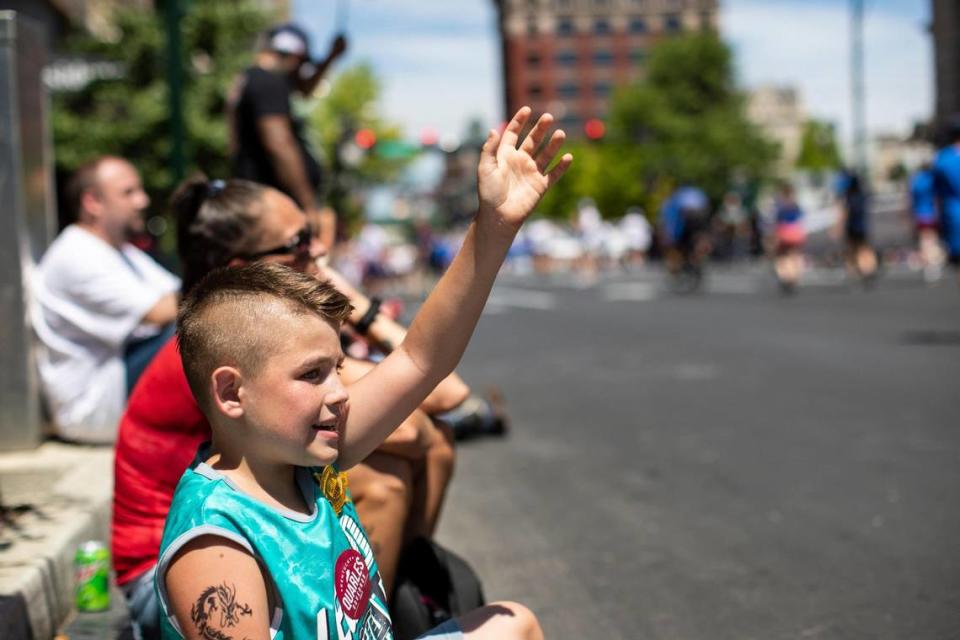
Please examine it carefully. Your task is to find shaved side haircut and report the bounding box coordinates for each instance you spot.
[177,262,353,409]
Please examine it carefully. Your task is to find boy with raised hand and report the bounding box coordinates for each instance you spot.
[157,107,570,640]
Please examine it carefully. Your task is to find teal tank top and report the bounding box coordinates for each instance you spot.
[156,448,393,639]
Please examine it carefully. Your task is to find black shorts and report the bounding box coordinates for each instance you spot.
[845,228,867,244]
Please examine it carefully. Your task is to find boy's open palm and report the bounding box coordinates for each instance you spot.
[478,107,573,228]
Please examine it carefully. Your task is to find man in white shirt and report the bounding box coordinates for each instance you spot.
[32,156,180,443]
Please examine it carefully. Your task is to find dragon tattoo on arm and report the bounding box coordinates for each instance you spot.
[190,582,254,640]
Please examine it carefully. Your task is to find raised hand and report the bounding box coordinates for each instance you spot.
[477,107,573,229]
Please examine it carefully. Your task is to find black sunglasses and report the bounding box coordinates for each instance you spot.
[239,224,313,261]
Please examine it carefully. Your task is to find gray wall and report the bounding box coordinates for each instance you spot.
[0,11,57,450]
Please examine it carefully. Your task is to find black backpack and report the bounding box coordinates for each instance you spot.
[390,538,485,640]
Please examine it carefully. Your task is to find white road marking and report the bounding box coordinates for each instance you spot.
[488,287,558,310]
[603,282,660,301]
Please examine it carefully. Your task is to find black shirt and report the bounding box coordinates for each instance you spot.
[231,67,323,201]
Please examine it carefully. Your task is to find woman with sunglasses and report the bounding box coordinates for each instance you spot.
[112,177,466,640]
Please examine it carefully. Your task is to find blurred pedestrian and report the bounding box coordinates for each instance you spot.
[834,170,878,286]
[771,181,806,295]
[660,185,711,290]
[31,156,179,443]
[575,197,603,277]
[228,23,347,249]
[933,116,960,286]
[715,191,749,260]
[620,206,652,266]
[909,162,944,283]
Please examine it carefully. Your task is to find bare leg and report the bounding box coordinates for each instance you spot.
[406,420,456,541]
[454,601,543,640]
[348,453,413,597]
[856,243,877,278]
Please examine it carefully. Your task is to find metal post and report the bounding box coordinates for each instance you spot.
[165,0,185,182]
[850,0,867,175]
[0,11,54,450]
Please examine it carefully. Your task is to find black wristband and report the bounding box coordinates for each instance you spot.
[354,297,382,335]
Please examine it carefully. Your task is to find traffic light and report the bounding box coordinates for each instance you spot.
[355,128,377,150]
[584,118,605,140]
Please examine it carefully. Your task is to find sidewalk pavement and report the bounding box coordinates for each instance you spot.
[0,441,114,640]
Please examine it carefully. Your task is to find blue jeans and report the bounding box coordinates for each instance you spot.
[121,566,161,640]
[418,618,463,639]
[124,323,176,396]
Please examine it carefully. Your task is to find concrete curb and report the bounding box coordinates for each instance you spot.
[0,443,113,640]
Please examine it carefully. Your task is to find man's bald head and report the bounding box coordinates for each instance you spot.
[66,156,150,246]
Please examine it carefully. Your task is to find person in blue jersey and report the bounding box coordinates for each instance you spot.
[659,185,711,289]
[909,162,945,282]
[771,182,806,295]
[933,117,960,285]
[156,107,570,640]
[834,170,878,286]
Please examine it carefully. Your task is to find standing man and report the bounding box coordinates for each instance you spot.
[32,156,180,443]
[933,117,960,285]
[229,23,347,249]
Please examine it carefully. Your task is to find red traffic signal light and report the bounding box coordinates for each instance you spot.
[584,118,605,140]
[355,128,377,150]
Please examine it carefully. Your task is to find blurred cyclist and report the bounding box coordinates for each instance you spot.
[660,185,711,291]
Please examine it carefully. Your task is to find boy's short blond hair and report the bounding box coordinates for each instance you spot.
[177,262,353,409]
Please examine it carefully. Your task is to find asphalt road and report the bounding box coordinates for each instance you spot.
[436,267,960,640]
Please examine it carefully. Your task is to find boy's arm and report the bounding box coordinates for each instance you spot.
[321,266,472,413]
[164,536,272,640]
[338,107,571,468]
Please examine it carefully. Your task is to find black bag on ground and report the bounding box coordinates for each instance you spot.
[390,537,485,640]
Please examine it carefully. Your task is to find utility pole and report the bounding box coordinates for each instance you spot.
[165,0,185,183]
[850,0,867,176]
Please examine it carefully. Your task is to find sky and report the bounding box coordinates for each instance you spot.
[293,0,933,152]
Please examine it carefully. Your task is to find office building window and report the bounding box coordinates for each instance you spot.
[593,50,615,66]
[555,50,578,66]
[528,84,543,97]
[593,82,613,97]
[559,115,581,131]
[665,14,682,32]
[527,53,541,66]
[594,19,611,35]
[629,49,647,64]
[629,17,647,33]
[557,83,579,98]
[557,16,575,36]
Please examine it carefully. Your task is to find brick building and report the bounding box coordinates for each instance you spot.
[493,0,719,137]
[931,0,959,136]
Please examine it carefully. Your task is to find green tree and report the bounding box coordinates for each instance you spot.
[539,33,776,221]
[796,119,842,173]
[52,1,272,215]
[305,63,412,230]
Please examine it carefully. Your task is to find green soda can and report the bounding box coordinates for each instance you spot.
[74,540,110,612]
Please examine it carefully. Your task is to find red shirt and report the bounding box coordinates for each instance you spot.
[111,337,209,585]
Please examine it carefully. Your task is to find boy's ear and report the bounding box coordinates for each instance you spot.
[211,366,244,419]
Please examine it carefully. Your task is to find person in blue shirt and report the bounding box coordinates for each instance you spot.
[933,116,960,284]
[909,162,945,282]
[156,107,570,640]
[659,185,710,287]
